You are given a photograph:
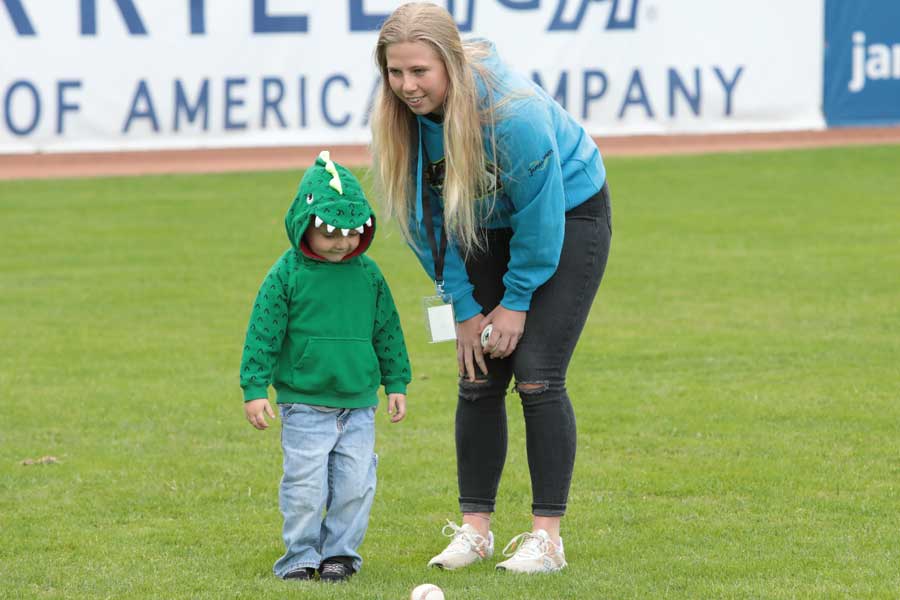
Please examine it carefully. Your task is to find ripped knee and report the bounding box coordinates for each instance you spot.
[515,380,549,395]
[458,377,495,402]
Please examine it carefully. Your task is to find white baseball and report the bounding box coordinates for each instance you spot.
[480,324,493,348]
[410,583,445,600]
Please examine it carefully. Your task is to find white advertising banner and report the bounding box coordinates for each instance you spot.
[1,0,825,153]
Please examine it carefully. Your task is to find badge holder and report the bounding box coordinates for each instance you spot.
[423,282,456,343]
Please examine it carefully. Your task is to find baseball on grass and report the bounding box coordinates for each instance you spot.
[410,583,445,600]
[480,324,493,348]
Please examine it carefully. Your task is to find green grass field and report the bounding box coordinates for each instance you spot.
[1,145,899,599]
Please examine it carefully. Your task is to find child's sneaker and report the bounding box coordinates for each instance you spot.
[495,529,567,573]
[319,557,354,582]
[283,567,315,580]
[427,520,494,570]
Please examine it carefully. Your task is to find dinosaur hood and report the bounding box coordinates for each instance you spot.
[285,150,376,260]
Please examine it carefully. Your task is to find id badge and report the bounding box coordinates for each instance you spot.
[423,294,457,343]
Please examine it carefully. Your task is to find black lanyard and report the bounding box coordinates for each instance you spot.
[419,129,448,295]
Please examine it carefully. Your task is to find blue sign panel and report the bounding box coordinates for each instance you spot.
[825,1,900,126]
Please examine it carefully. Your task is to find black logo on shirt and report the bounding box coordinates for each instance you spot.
[425,157,502,199]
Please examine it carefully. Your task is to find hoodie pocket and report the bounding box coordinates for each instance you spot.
[293,337,380,396]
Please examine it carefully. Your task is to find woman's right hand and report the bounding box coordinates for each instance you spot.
[456,315,488,382]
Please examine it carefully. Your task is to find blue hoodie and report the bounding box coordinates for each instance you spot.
[407,40,607,322]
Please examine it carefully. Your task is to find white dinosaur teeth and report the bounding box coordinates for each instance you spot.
[314,216,323,228]
[341,228,349,236]
[365,217,372,227]
[355,226,364,233]
[326,224,335,233]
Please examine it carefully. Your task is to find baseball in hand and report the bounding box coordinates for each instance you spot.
[480,324,493,348]
[410,583,445,600]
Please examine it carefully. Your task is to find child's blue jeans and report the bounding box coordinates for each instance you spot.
[273,403,377,577]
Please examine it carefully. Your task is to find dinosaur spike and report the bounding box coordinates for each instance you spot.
[314,216,323,228]
[341,228,350,237]
[326,224,335,233]
[323,158,343,195]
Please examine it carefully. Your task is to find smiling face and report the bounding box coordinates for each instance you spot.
[304,222,361,262]
[385,41,449,116]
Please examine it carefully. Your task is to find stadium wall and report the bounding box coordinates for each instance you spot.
[0,0,896,154]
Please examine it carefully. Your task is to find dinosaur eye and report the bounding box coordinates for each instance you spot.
[306,194,314,204]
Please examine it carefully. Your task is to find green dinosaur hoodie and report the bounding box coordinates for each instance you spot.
[240,151,411,407]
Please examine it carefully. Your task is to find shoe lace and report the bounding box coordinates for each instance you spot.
[321,562,346,576]
[501,532,550,560]
[441,520,488,556]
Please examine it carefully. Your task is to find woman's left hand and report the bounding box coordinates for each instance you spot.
[480,306,526,359]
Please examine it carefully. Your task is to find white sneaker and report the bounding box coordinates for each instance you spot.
[495,529,567,573]
[427,521,494,570]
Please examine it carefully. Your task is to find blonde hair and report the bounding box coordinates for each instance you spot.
[371,2,500,254]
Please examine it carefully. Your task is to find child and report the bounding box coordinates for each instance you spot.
[239,150,411,582]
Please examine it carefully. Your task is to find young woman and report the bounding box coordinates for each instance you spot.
[371,2,612,574]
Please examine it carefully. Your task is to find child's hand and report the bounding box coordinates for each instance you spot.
[245,398,276,430]
[387,393,406,423]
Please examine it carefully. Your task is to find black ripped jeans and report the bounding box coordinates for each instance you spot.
[456,184,611,517]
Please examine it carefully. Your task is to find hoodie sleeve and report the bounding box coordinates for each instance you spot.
[368,260,412,395]
[239,253,291,401]
[495,104,566,312]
